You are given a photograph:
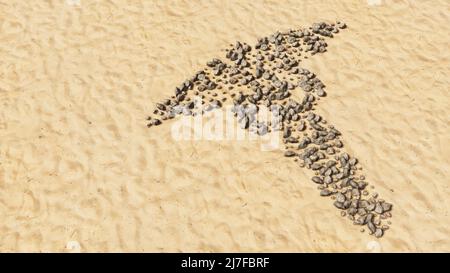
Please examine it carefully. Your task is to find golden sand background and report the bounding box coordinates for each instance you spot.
[0,0,449,252]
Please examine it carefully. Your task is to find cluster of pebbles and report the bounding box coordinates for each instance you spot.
[146,21,393,238]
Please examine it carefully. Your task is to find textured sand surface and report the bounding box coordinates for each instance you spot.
[0,0,449,252]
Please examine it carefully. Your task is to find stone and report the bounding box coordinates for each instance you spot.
[312,176,323,184]
[382,202,393,212]
[320,189,333,196]
[336,192,346,203]
[374,228,384,238]
[284,150,296,157]
[334,201,345,210]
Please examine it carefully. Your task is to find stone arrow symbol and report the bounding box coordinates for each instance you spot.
[146,21,393,238]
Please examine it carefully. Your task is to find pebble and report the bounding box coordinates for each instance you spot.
[323,176,332,184]
[382,202,392,212]
[374,228,383,238]
[366,203,375,211]
[312,176,323,184]
[326,147,335,155]
[336,21,347,29]
[283,127,292,138]
[367,221,376,234]
[334,201,345,210]
[284,150,296,157]
[285,136,298,143]
[336,193,346,203]
[316,88,326,97]
[149,119,161,126]
[320,189,333,196]
[374,202,384,214]
[348,207,358,216]
[297,121,306,131]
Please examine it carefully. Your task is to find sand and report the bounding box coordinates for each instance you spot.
[0,0,449,253]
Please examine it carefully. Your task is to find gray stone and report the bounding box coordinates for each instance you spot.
[284,150,296,157]
[336,192,346,203]
[381,202,393,212]
[334,201,345,210]
[320,189,333,196]
[374,228,384,238]
[312,176,323,184]
[374,202,384,214]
